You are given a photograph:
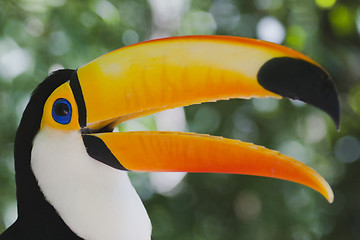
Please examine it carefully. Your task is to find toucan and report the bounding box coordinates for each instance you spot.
[0,35,339,240]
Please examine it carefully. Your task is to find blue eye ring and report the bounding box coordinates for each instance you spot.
[52,98,72,125]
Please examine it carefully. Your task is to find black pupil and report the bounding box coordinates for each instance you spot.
[55,103,69,116]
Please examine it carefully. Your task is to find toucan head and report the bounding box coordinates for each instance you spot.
[14,35,339,239]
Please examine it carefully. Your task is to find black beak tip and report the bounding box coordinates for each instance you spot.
[257,57,340,129]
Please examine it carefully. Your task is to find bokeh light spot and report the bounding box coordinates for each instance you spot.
[180,10,217,35]
[119,115,157,132]
[155,107,186,132]
[0,44,33,79]
[357,8,360,35]
[122,29,139,46]
[252,98,279,113]
[232,107,259,142]
[80,11,98,28]
[290,99,306,107]
[278,140,311,164]
[210,2,240,31]
[348,84,360,115]
[304,114,326,143]
[234,191,262,222]
[93,0,120,24]
[49,31,70,56]
[256,16,285,44]
[334,136,360,163]
[315,0,336,9]
[48,64,65,74]
[4,203,17,229]
[25,17,44,37]
[191,106,220,134]
[329,5,354,36]
[149,0,186,32]
[150,172,186,196]
[286,25,307,50]
[255,0,283,10]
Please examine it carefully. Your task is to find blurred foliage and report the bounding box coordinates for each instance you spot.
[0,0,360,239]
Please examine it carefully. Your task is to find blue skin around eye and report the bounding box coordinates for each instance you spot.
[52,98,72,124]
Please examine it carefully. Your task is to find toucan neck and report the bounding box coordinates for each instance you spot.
[11,118,81,239]
[14,104,53,218]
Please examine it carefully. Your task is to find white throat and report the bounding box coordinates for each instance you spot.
[31,128,152,240]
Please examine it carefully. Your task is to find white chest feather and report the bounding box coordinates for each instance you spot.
[31,128,152,240]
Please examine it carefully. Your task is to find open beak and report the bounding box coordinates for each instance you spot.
[70,35,339,203]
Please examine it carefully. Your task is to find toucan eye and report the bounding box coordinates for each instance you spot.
[52,98,72,124]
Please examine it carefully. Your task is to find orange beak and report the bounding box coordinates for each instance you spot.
[70,35,339,203]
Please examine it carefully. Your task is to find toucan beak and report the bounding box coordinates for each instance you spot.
[70,35,339,203]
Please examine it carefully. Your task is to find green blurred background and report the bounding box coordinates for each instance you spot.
[0,0,359,239]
